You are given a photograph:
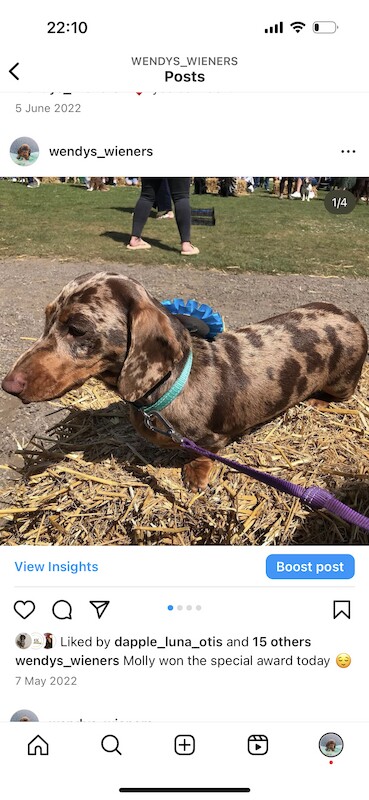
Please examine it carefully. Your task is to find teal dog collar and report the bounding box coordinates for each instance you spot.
[138,351,193,414]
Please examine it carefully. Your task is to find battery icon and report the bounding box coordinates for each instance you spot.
[313,21,337,33]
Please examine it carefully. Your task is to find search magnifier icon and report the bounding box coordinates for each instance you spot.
[101,735,122,755]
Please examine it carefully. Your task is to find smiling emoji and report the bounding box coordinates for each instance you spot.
[336,653,351,668]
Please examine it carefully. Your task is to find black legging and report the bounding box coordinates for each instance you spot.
[132,177,191,241]
[279,177,293,196]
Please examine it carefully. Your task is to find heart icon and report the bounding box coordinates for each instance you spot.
[14,600,35,619]
[136,92,142,95]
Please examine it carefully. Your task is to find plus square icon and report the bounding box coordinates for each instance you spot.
[174,735,195,755]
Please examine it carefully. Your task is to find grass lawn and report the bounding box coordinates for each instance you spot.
[1,182,369,276]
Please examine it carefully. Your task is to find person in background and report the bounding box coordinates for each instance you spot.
[194,177,207,194]
[279,177,294,198]
[128,177,199,255]
[290,177,319,198]
[218,177,238,196]
[26,177,40,188]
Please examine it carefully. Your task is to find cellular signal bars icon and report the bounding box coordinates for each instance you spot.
[265,21,283,33]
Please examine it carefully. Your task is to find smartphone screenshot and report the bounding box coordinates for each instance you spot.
[0,2,368,798]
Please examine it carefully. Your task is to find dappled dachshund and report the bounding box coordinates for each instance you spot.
[2,273,368,490]
[17,144,31,160]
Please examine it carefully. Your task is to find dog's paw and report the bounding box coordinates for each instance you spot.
[305,397,331,410]
[182,456,213,492]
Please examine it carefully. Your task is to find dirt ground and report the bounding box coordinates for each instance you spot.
[1,258,369,484]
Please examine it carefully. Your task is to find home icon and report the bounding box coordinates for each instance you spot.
[28,735,49,756]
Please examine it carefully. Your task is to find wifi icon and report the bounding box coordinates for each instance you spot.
[290,21,306,32]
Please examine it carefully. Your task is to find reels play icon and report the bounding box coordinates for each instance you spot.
[248,734,268,755]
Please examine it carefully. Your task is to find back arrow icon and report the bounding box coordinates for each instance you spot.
[9,63,20,80]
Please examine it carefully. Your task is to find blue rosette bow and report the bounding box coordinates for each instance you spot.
[161,298,224,340]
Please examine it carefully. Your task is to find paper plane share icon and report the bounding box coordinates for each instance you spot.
[90,601,110,619]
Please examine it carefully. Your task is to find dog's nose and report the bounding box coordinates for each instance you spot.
[1,372,27,396]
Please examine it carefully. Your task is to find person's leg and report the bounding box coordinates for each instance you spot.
[129,178,160,247]
[167,177,198,253]
[27,177,40,188]
[290,177,303,198]
[279,177,286,197]
[194,177,206,194]
[156,179,173,217]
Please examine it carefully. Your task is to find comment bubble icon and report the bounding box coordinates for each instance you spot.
[52,600,72,620]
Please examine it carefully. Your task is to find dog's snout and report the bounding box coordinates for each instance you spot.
[2,372,27,397]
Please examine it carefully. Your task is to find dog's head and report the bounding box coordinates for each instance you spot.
[17,144,31,160]
[2,273,188,403]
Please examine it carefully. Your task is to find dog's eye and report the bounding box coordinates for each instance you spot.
[67,324,86,337]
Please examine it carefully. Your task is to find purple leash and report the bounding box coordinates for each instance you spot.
[142,411,369,533]
[181,437,369,532]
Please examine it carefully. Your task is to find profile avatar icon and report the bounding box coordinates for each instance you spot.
[15,632,32,649]
[319,732,343,757]
[10,136,39,166]
[11,709,39,722]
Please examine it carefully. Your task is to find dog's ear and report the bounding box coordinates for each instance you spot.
[117,302,184,402]
[44,300,58,333]
[45,301,56,318]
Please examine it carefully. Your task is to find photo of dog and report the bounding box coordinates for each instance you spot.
[17,144,31,161]
[87,177,110,191]
[2,273,367,491]
[10,709,39,722]
[9,136,40,167]
[319,732,344,757]
[301,177,313,201]
[1,176,368,545]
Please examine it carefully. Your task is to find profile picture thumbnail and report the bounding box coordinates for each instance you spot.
[10,136,39,166]
[319,732,344,757]
[11,709,39,722]
[15,632,32,649]
[30,632,45,649]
